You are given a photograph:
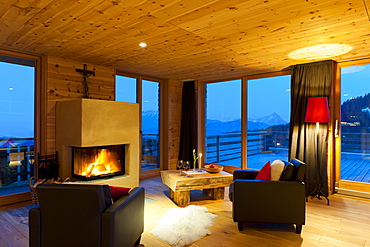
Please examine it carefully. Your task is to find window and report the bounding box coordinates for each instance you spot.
[115,75,136,103]
[340,64,370,184]
[205,80,242,167]
[203,73,291,169]
[0,55,35,196]
[115,74,161,172]
[246,75,291,169]
[142,80,160,171]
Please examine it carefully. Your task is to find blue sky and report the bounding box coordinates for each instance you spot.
[206,75,291,122]
[1,62,369,138]
[341,64,370,104]
[0,62,34,138]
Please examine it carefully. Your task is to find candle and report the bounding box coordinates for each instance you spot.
[199,153,202,169]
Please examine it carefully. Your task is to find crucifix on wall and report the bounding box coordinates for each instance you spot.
[76,64,95,98]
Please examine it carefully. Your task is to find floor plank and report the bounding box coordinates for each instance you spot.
[0,177,369,247]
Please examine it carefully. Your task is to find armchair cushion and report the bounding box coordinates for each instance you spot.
[291,158,307,182]
[280,162,295,181]
[270,160,285,181]
[255,161,271,180]
[109,186,131,202]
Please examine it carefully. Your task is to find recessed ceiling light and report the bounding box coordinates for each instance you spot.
[288,44,352,60]
[139,42,147,47]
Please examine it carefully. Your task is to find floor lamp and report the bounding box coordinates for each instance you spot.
[304,97,330,205]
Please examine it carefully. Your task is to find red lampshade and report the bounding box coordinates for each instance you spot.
[305,97,330,123]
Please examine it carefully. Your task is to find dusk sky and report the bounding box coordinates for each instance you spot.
[0,62,34,138]
[1,63,369,138]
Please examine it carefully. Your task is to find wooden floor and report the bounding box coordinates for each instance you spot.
[1,177,370,247]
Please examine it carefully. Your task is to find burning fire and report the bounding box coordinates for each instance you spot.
[82,149,119,177]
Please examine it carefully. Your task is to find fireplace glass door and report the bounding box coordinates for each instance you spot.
[72,145,125,181]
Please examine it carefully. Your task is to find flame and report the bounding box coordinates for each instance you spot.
[83,149,119,177]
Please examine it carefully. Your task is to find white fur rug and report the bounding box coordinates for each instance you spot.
[150,205,217,247]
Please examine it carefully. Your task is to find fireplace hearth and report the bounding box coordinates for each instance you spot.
[72,144,125,181]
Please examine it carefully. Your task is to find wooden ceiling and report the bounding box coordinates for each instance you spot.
[1,0,370,80]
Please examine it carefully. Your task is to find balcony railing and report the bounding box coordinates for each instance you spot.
[0,138,35,196]
[142,134,160,171]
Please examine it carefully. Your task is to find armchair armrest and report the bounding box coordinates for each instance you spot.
[101,187,145,247]
[29,205,41,247]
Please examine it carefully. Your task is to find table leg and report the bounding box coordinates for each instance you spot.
[211,187,225,200]
[169,188,174,199]
[203,189,212,196]
[173,190,190,206]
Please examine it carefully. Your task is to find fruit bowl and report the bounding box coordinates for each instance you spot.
[205,164,223,173]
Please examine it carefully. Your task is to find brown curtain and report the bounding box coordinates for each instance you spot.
[178,81,198,168]
[289,60,334,196]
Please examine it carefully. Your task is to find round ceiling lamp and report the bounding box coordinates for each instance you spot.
[288,44,352,60]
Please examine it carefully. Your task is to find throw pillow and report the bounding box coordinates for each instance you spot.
[270,160,285,181]
[110,186,131,202]
[255,161,271,180]
[280,162,295,181]
[294,163,307,182]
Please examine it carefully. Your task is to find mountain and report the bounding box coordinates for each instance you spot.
[142,110,288,135]
[254,112,287,126]
[142,110,159,134]
[206,112,286,135]
[341,93,370,131]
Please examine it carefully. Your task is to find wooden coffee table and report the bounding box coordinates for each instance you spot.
[161,170,233,206]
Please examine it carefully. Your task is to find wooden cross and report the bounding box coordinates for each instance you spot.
[76,64,95,98]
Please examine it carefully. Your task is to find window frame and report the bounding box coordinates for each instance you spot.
[335,58,370,194]
[115,71,165,179]
[199,70,291,172]
[0,48,43,205]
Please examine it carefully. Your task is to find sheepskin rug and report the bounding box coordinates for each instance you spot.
[150,205,217,247]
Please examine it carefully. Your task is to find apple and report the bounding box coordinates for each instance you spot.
[209,164,215,168]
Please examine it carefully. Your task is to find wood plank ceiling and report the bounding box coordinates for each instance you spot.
[1,0,370,80]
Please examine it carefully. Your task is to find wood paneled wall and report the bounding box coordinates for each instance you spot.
[44,56,183,171]
[45,56,115,154]
[166,79,183,170]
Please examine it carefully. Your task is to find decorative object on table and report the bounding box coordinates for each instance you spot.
[177,160,184,176]
[150,205,217,247]
[205,164,223,173]
[304,96,330,205]
[183,161,190,173]
[198,153,203,171]
[192,149,198,171]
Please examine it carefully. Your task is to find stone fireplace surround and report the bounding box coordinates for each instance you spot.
[56,99,140,188]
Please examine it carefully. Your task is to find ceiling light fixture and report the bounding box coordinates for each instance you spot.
[139,42,147,47]
[288,44,352,60]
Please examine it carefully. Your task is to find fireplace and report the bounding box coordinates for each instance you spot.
[56,99,140,188]
[72,144,125,181]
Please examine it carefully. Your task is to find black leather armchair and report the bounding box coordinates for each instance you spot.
[230,158,306,234]
[29,183,145,247]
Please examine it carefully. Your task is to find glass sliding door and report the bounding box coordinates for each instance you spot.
[246,75,291,169]
[205,80,242,167]
[141,80,160,171]
[116,74,161,173]
[0,56,35,196]
[340,64,370,185]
